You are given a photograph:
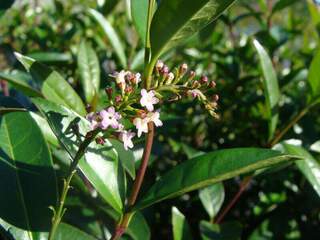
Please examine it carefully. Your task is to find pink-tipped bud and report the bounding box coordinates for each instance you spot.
[95,137,105,145]
[179,63,188,75]
[209,81,216,88]
[115,95,122,104]
[160,65,169,75]
[212,94,219,102]
[117,82,126,92]
[200,75,208,84]
[105,87,113,99]
[125,85,133,94]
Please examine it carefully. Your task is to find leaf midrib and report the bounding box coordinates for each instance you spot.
[2,117,33,240]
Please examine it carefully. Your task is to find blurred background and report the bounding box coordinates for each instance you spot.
[1,0,320,239]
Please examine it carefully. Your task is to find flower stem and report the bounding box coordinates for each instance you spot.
[110,123,155,240]
[48,130,99,240]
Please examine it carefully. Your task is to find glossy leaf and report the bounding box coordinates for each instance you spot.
[281,143,320,197]
[308,47,320,99]
[199,183,225,219]
[89,9,127,68]
[0,71,42,97]
[134,148,299,210]
[271,0,299,15]
[109,139,136,179]
[150,0,237,59]
[77,41,101,104]
[0,109,57,231]
[54,223,97,240]
[172,207,193,240]
[131,0,148,44]
[14,52,86,116]
[200,221,242,240]
[310,140,320,153]
[32,98,124,213]
[253,39,280,140]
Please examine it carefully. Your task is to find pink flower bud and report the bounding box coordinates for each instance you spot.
[200,75,208,84]
[179,63,188,75]
[156,60,164,71]
[105,87,113,99]
[212,94,219,102]
[209,81,216,88]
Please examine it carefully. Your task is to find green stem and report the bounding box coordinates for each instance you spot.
[48,130,99,240]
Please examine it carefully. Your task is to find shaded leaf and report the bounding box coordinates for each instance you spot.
[127,212,151,240]
[0,105,57,231]
[253,39,280,140]
[200,221,242,240]
[172,207,193,240]
[150,0,237,59]
[54,223,97,240]
[32,98,124,213]
[134,148,299,210]
[14,53,86,116]
[89,9,127,68]
[77,41,101,104]
[199,183,225,219]
[27,52,72,63]
[0,71,42,97]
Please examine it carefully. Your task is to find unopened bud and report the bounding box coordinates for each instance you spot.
[160,65,169,75]
[105,87,113,99]
[115,95,122,104]
[166,72,175,84]
[192,80,201,88]
[179,63,188,75]
[209,81,216,88]
[95,137,105,145]
[125,73,135,83]
[117,82,126,92]
[212,94,219,102]
[200,75,208,85]
[189,71,196,80]
[125,85,133,94]
[156,60,164,71]
[86,104,92,113]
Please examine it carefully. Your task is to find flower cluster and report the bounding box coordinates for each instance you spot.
[86,61,219,150]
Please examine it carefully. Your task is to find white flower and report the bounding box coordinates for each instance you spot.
[133,117,149,137]
[134,73,141,84]
[140,89,159,111]
[119,130,135,150]
[100,106,121,130]
[113,70,127,84]
[147,111,163,127]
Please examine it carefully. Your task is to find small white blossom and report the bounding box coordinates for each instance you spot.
[140,89,159,112]
[134,73,141,84]
[100,107,121,130]
[119,130,135,150]
[133,117,149,137]
[147,111,163,127]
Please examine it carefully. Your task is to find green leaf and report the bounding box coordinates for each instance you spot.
[131,0,148,45]
[127,212,151,240]
[253,39,280,140]
[0,108,57,231]
[134,148,299,210]
[200,221,242,240]
[54,223,97,240]
[30,112,59,147]
[27,52,72,63]
[0,71,42,97]
[0,218,48,240]
[172,207,193,240]
[308,47,320,99]
[150,0,237,59]
[14,52,86,116]
[271,0,299,15]
[199,183,225,219]
[89,9,127,68]
[32,98,124,213]
[109,139,136,179]
[281,143,320,197]
[77,41,101,104]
